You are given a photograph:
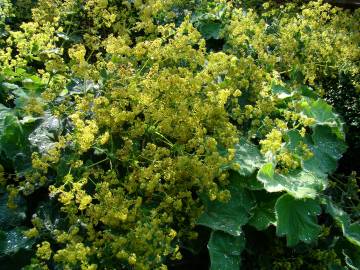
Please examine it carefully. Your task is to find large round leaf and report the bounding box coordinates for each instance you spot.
[275,194,321,246]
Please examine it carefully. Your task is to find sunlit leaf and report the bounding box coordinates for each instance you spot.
[257,163,326,199]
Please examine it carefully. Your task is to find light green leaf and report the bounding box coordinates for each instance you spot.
[198,179,255,236]
[271,84,293,99]
[303,125,347,177]
[208,230,245,270]
[233,137,265,176]
[257,163,326,199]
[0,82,20,91]
[302,99,338,126]
[301,98,344,139]
[59,88,68,96]
[275,194,321,246]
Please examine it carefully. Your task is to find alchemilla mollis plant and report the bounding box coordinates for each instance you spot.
[0,0,359,269]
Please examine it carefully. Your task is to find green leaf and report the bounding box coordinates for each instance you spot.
[284,126,346,179]
[275,194,321,246]
[22,78,39,91]
[235,171,264,191]
[248,191,277,231]
[284,129,304,155]
[0,228,35,256]
[233,137,265,176]
[312,126,347,161]
[347,223,360,246]
[271,84,293,99]
[343,244,360,270]
[0,106,25,158]
[297,85,319,99]
[257,163,326,199]
[301,98,344,138]
[303,125,347,177]
[325,198,360,247]
[0,193,27,230]
[0,82,20,91]
[28,114,62,154]
[302,99,337,125]
[0,105,35,172]
[197,177,255,236]
[208,230,245,270]
[198,21,222,39]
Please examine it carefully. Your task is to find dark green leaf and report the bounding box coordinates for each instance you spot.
[235,171,264,190]
[275,194,321,246]
[0,193,27,230]
[198,21,222,39]
[0,106,26,158]
[0,228,35,256]
[343,244,360,270]
[325,198,360,247]
[197,178,255,236]
[312,125,346,161]
[284,129,304,154]
[297,85,318,99]
[0,105,34,172]
[248,191,277,231]
[208,230,245,270]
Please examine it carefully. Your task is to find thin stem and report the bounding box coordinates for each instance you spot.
[86,158,109,168]
[154,131,174,148]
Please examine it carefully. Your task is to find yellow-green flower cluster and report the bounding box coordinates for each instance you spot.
[226,1,360,88]
[1,0,358,269]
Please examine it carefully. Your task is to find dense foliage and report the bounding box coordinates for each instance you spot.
[0,0,359,269]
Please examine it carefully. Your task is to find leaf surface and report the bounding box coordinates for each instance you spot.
[325,198,360,247]
[257,163,325,199]
[198,178,255,236]
[0,228,35,256]
[275,194,321,246]
[233,137,265,176]
[208,230,245,270]
[248,191,277,231]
